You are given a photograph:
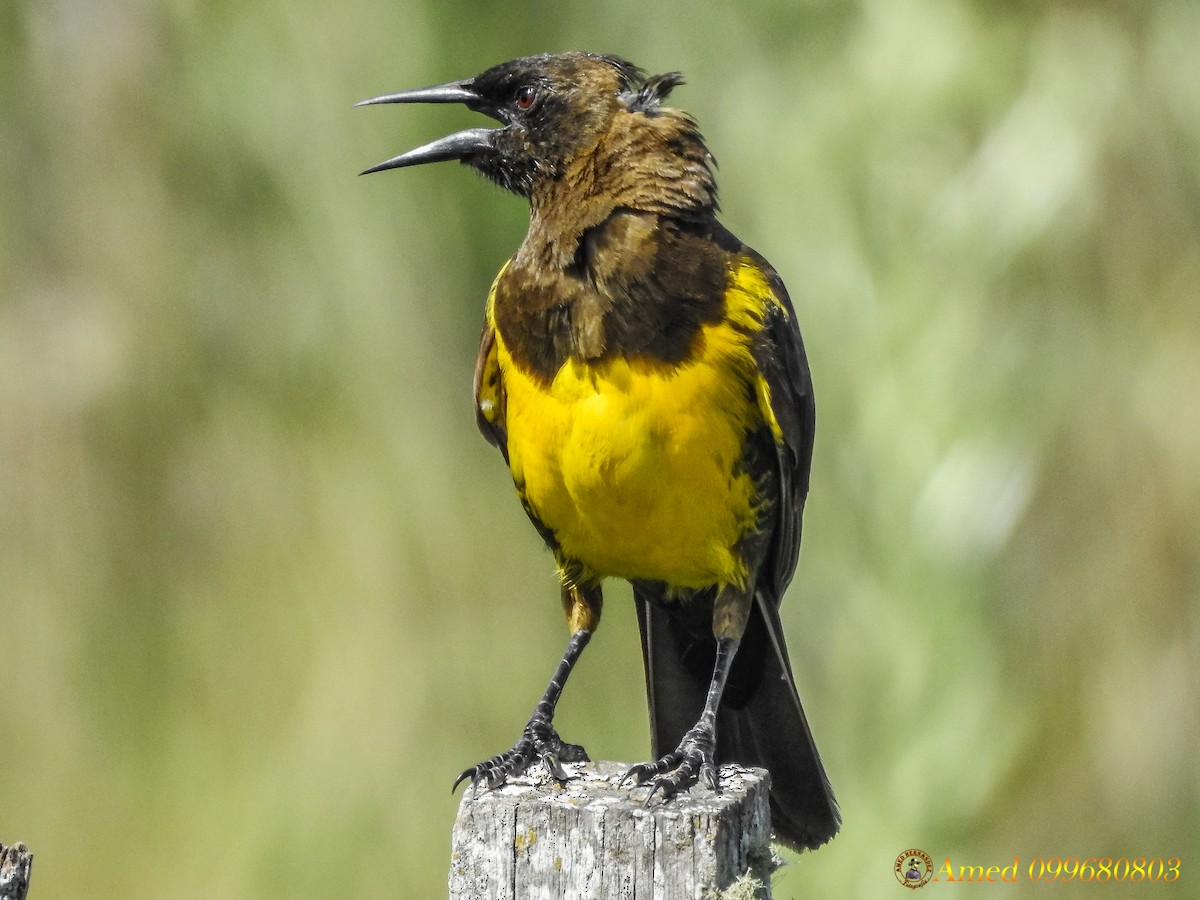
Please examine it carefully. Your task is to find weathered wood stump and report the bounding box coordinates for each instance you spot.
[0,843,32,900]
[449,761,775,899]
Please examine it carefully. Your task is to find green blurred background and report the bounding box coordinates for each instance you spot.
[2,0,1197,897]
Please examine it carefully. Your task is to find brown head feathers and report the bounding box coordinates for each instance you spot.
[624,70,687,114]
[359,53,716,214]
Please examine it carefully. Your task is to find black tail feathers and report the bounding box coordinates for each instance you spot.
[635,586,839,851]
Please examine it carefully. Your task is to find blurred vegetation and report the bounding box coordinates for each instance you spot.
[2,0,1197,897]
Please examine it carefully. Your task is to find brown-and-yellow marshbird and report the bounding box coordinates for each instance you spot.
[359,52,839,850]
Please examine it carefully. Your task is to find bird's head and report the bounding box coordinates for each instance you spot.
[358,52,716,216]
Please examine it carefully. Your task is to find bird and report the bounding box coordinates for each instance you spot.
[358,51,839,851]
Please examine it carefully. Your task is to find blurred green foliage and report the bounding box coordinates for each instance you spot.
[2,0,1197,897]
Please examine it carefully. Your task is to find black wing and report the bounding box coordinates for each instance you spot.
[636,233,838,850]
[744,246,816,602]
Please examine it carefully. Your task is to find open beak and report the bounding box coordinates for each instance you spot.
[357,78,499,175]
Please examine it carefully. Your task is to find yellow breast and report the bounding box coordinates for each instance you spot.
[493,259,780,590]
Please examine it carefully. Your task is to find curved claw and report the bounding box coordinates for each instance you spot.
[452,748,517,794]
[642,776,678,805]
[541,752,568,783]
[620,765,645,788]
[452,717,589,795]
[620,753,678,790]
[626,723,720,803]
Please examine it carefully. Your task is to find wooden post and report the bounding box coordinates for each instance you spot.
[449,761,776,899]
[0,843,33,900]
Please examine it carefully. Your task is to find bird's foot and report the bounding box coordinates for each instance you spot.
[453,713,589,793]
[622,721,719,802]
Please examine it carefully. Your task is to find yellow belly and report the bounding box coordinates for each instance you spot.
[501,336,762,589]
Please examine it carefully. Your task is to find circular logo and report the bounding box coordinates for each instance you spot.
[895,849,934,889]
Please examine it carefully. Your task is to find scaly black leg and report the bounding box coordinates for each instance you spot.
[624,636,739,800]
[454,629,592,792]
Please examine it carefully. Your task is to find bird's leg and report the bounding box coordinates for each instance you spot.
[454,582,601,793]
[624,635,740,799]
[453,629,591,792]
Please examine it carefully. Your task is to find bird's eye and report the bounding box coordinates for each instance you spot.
[515,86,537,111]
